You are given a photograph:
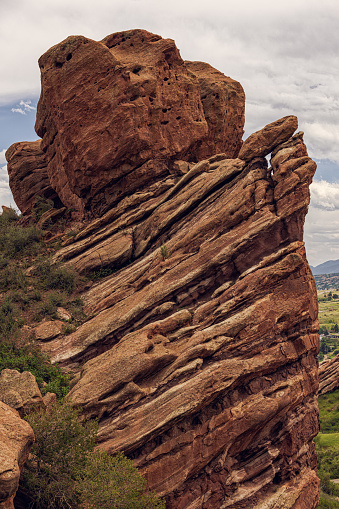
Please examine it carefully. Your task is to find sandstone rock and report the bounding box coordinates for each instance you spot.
[5,30,319,508]
[7,30,244,219]
[56,307,72,321]
[37,206,66,229]
[238,115,298,161]
[0,369,45,416]
[5,140,60,216]
[0,401,34,509]
[319,355,339,395]
[42,126,317,508]
[33,320,65,341]
[42,392,57,408]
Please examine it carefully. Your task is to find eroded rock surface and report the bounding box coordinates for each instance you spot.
[6,29,245,219]
[5,30,319,509]
[42,123,319,508]
[319,355,339,395]
[0,369,45,417]
[0,402,34,509]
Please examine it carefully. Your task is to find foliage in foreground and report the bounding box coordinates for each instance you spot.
[318,491,339,508]
[0,340,70,398]
[24,402,165,509]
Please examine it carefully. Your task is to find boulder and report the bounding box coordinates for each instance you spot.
[0,401,34,509]
[0,369,45,416]
[7,29,245,219]
[33,320,65,341]
[5,140,60,216]
[238,115,298,161]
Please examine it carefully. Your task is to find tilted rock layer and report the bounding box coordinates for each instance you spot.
[6,30,319,509]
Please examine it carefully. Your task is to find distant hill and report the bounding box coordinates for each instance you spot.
[311,259,339,275]
[314,273,339,291]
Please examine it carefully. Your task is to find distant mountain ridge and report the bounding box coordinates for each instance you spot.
[311,259,339,275]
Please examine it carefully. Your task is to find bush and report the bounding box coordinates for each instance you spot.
[24,402,165,509]
[34,259,76,294]
[0,221,41,257]
[318,492,339,508]
[78,450,165,509]
[24,402,97,509]
[0,341,70,399]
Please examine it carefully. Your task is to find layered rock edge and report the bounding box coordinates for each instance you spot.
[4,30,319,509]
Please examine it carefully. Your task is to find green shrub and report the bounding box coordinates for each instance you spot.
[0,341,70,399]
[24,402,165,509]
[34,259,76,294]
[24,402,97,509]
[319,470,339,497]
[78,450,166,509]
[0,223,41,257]
[0,297,20,338]
[34,290,66,320]
[32,195,54,221]
[318,492,339,508]
[0,265,27,291]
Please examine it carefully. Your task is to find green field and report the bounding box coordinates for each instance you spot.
[318,293,339,330]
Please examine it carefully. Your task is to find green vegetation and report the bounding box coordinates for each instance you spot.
[0,340,70,399]
[316,390,339,507]
[0,207,165,508]
[160,243,169,260]
[0,208,83,398]
[24,402,165,509]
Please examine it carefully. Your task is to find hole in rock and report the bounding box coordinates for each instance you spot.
[192,415,202,426]
[132,66,141,75]
[273,472,282,485]
[130,95,138,101]
[163,77,169,81]
[66,53,72,61]
[161,120,169,125]
[176,116,181,120]
[162,108,168,113]
[55,61,63,68]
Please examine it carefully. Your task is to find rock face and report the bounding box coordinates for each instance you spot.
[5,30,319,509]
[5,140,60,216]
[0,369,45,417]
[6,29,245,219]
[319,356,339,395]
[0,401,34,509]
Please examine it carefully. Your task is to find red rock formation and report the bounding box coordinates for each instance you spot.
[0,402,34,509]
[319,355,339,395]
[5,140,59,216]
[36,119,319,508]
[6,29,244,219]
[4,30,319,508]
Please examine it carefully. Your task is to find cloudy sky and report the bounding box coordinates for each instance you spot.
[0,0,338,266]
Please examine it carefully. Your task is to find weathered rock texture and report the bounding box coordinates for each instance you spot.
[319,356,339,395]
[5,140,60,216]
[5,30,319,509]
[0,402,34,509]
[6,29,245,218]
[0,369,45,417]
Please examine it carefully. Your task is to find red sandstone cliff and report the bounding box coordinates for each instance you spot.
[4,30,319,509]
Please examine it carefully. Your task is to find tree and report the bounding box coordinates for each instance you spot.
[24,402,165,509]
[78,451,165,509]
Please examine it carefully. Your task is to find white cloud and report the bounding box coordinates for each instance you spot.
[0,164,14,209]
[309,181,339,211]
[0,149,6,166]
[11,99,36,115]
